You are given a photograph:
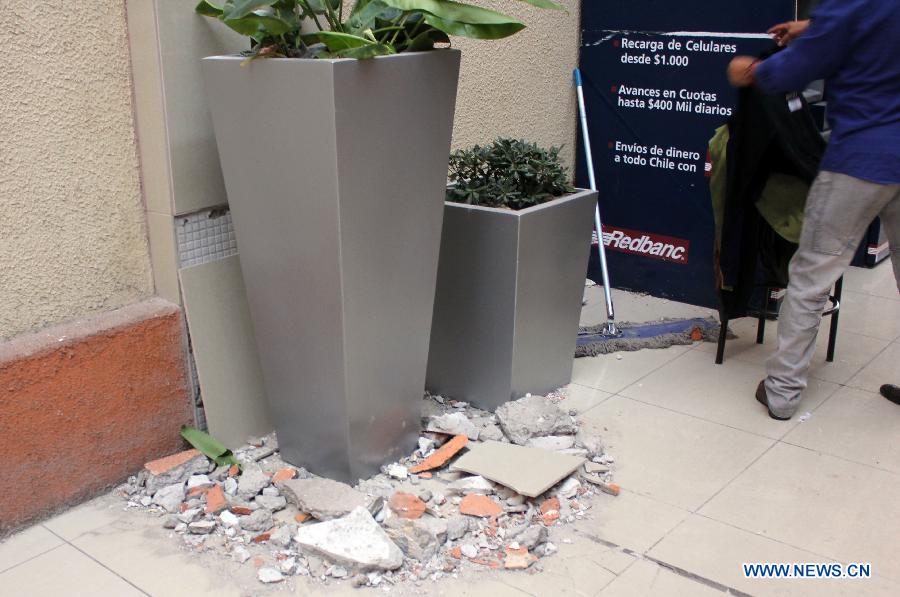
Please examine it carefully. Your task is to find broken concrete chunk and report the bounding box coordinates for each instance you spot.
[526,435,575,451]
[254,495,287,512]
[385,464,408,480]
[460,544,478,558]
[447,475,495,495]
[270,523,295,548]
[257,567,284,583]
[452,440,585,498]
[145,451,209,493]
[219,510,240,528]
[241,508,273,532]
[294,507,403,571]
[575,431,604,458]
[556,477,581,499]
[279,478,369,521]
[152,483,185,513]
[426,413,478,441]
[188,520,216,535]
[478,424,505,442]
[510,525,548,550]
[495,395,577,445]
[186,474,212,490]
[383,517,441,561]
[162,514,179,529]
[223,477,238,495]
[237,464,270,499]
[178,507,202,524]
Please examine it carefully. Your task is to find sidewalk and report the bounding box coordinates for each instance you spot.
[1,261,898,597]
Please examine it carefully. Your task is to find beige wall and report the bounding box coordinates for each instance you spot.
[451,0,582,170]
[0,1,153,340]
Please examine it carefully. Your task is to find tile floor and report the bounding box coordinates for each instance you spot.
[1,261,897,597]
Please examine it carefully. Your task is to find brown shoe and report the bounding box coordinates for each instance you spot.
[756,380,791,421]
[880,384,900,406]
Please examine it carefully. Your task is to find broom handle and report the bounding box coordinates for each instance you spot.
[575,68,617,332]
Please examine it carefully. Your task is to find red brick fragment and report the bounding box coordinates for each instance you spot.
[540,497,560,526]
[294,513,311,523]
[272,468,297,483]
[187,486,209,498]
[388,492,427,520]
[145,449,201,476]
[252,532,271,544]
[205,485,226,513]
[449,547,462,559]
[227,464,239,477]
[470,557,501,569]
[459,494,503,518]
[231,506,253,515]
[504,546,537,570]
[409,434,468,474]
[252,557,265,568]
[418,472,432,479]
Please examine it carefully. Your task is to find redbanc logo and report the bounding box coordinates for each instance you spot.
[592,225,690,264]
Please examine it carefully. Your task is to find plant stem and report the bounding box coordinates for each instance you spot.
[325,2,343,32]
[388,14,408,47]
[298,0,325,31]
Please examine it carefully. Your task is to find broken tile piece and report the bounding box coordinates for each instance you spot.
[459,494,503,518]
[409,434,468,474]
[451,440,585,498]
[279,478,369,521]
[271,468,297,483]
[205,485,227,513]
[294,507,403,571]
[144,449,201,476]
[504,546,537,570]
[388,492,426,520]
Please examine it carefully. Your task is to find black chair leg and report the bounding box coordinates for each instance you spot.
[715,315,728,365]
[826,276,843,363]
[756,288,769,345]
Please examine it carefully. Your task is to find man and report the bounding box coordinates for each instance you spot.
[726,0,900,419]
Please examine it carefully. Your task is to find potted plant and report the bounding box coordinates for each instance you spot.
[427,139,597,411]
[196,0,560,483]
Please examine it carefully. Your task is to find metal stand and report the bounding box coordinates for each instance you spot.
[715,276,842,364]
[575,68,618,336]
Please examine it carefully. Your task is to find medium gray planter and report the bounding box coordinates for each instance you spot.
[426,189,597,411]
[202,51,460,483]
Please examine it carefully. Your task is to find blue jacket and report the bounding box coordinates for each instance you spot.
[755,0,900,184]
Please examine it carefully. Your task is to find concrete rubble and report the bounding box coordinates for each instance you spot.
[116,389,617,589]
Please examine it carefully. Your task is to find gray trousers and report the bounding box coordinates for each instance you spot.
[765,171,900,418]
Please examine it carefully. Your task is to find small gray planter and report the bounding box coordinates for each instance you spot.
[202,51,460,483]
[426,189,597,411]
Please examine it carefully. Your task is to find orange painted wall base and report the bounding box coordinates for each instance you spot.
[0,298,194,534]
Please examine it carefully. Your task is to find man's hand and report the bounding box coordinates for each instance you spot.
[727,56,759,87]
[768,20,811,46]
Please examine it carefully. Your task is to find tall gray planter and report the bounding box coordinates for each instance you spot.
[426,190,597,411]
[202,51,460,483]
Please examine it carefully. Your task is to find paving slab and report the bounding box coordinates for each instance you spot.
[451,441,584,498]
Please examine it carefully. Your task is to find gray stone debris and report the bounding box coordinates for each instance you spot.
[446,515,470,541]
[270,523,295,548]
[257,567,284,583]
[576,431,604,458]
[240,508,273,532]
[223,477,238,495]
[533,542,558,557]
[279,478,369,521]
[186,474,212,490]
[478,424,505,442]
[237,464,270,499]
[178,507,202,524]
[152,483,185,513]
[509,525,548,550]
[460,544,478,558]
[145,454,209,493]
[294,507,404,572]
[556,477,581,499]
[219,510,240,528]
[139,496,153,507]
[254,495,287,511]
[162,514,179,529]
[496,395,578,445]
[447,475,495,495]
[426,412,479,440]
[386,464,408,480]
[232,545,251,564]
[188,520,217,535]
[384,519,440,562]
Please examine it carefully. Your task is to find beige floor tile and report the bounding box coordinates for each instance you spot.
[42,495,128,541]
[847,342,900,393]
[571,345,692,395]
[699,443,900,582]
[0,525,63,574]
[417,576,539,596]
[573,490,690,554]
[500,550,618,597]
[580,396,774,511]
[71,517,246,596]
[621,350,839,439]
[648,514,899,597]
[0,544,145,596]
[546,533,637,575]
[598,558,724,597]
[559,383,613,414]
[834,291,900,341]
[695,318,891,386]
[841,260,898,302]
[782,386,900,474]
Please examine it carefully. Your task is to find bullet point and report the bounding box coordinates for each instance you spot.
[610,85,618,93]
[608,141,614,149]
[613,40,620,48]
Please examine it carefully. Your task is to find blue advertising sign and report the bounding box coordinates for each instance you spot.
[579,2,794,307]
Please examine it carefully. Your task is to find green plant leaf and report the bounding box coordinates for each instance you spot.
[379,0,522,26]
[224,0,279,19]
[195,0,225,17]
[332,43,395,58]
[345,0,393,33]
[423,14,524,39]
[516,0,564,9]
[302,30,378,51]
[180,426,240,468]
[407,27,450,51]
[223,13,293,36]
